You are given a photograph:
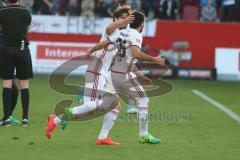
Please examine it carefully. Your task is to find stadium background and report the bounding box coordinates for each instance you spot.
[1,0,240,160]
[26,0,240,80]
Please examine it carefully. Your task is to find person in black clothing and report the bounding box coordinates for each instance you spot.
[0,0,33,126]
[94,0,109,17]
[160,0,179,20]
[0,0,21,126]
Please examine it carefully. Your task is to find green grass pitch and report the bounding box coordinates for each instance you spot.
[0,75,240,160]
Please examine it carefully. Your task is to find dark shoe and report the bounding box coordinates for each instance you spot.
[0,119,11,126]
[22,119,29,127]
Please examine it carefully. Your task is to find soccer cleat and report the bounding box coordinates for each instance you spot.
[96,137,120,145]
[9,116,21,126]
[63,107,72,121]
[0,119,11,126]
[139,134,161,144]
[22,119,29,127]
[126,105,138,114]
[45,115,57,139]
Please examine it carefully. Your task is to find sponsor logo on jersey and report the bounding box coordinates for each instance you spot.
[120,32,129,37]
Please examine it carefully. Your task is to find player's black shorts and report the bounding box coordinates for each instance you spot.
[0,47,33,80]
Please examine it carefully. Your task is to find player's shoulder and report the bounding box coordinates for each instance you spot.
[128,28,142,39]
[128,28,142,44]
[0,5,30,16]
[119,28,141,38]
[0,5,28,11]
[101,28,119,42]
[106,28,119,37]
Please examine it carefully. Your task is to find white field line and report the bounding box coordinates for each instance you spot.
[192,89,240,122]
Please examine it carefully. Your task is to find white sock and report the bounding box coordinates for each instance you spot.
[53,116,62,125]
[98,109,119,140]
[71,100,103,116]
[138,108,149,136]
[53,100,103,125]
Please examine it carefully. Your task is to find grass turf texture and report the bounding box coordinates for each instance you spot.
[0,75,240,160]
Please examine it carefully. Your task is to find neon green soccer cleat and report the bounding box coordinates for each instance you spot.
[9,116,21,126]
[139,134,161,144]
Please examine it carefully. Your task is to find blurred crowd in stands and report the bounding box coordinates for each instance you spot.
[19,0,240,22]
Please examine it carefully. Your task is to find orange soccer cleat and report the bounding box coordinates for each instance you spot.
[96,137,120,145]
[45,115,57,139]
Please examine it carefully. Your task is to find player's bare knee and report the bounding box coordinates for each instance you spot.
[19,80,29,89]
[3,80,13,88]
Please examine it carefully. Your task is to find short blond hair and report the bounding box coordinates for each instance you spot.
[113,6,131,18]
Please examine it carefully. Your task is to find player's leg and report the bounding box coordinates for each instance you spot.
[16,47,33,127]
[1,80,13,126]
[92,72,120,145]
[71,93,118,117]
[112,72,161,144]
[9,79,21,125]
[132,87,161,144]
[46,100,101,139]
[96,102,120,145]
[18,80,30,126]
[126,72,138,114]
[46,93,119,139]
[47,72,103,136]
[46,100,102,139]
[10,79,19,115]
[74,73,106,122]
[136,97,160,144]
[0,48,15,126]
[46,94,114,139]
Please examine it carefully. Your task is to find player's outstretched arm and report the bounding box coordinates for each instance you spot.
[131,46,165,66]
[86,39,111,56]
[134,66,153,85]
[106,14,135,35]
